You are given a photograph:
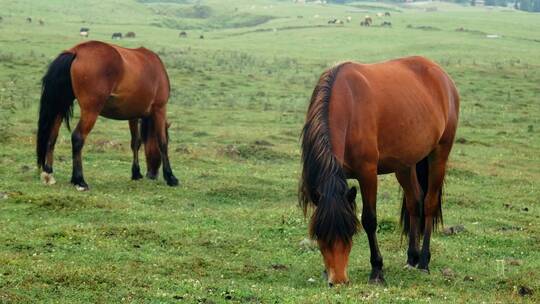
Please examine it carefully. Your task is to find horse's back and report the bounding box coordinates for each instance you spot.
[332,57,459,173]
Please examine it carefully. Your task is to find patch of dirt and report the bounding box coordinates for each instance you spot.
[441,267,456,279]
[175,144,191,154]
[406,24,441,31]
[270,263,288,270]
[518,285,533,297]
[443,225,465,236]
[90,139,125,152]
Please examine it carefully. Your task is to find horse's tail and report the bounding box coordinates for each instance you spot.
[37,52,76,170]
[299,62,359,248]
[400,157,443,235]
[141,116,161,175]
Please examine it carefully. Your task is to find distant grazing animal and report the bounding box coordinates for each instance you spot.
[37,41,179,190]
[39,19,45,26]
[385,12,391,17]
[26,17,32,23]
[125,31,136,38]
[361,17,372,27]
[328,19,337,24]
[80,27,90,38]
[179,31,187,38]
[199,34,204,39]
[364,16,373,25]
[346,16,352,23]
[299,57,459,286]
[381,21,392,27]
[111,32,122,40]
[376,12,383,17]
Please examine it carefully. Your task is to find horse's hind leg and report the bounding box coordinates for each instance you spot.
[129,119,143,180]
[151,106,178,186]
[396,168,423,268]
[70,110,99,191]
[41,115,63,185]
[418,144,452,272]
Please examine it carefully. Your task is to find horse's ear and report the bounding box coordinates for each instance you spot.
[346,187,357,203]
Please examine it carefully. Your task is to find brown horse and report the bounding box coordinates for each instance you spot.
[37,40,178,190]
[300,56,459,285]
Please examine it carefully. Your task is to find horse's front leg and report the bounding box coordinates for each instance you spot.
[358,164,384,284]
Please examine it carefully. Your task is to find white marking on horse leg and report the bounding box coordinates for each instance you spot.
[403,264,415,270]
[75,185,87,191]
[40,172,56,185]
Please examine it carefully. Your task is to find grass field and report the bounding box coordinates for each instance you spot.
[0,0,539,302]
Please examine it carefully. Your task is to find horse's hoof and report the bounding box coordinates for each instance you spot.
[418,267,430,274]
[75,185,88,191]
[368,277,386,285]
[146,173,158,180]
[40,172,56,185]
[368,271,386,285]
[131,173,143,180]
[166,177,179,187]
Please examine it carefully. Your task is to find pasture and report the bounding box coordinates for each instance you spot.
[0,0,539,302]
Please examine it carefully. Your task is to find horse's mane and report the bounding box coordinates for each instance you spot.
[299,62,359,247]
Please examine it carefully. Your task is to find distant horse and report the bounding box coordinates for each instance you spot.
[179,31,187,38]
[365,16,373,24]
[37,40,179,190]
[199,34,204,39]
[39,19,45,26]
[328,19,337,24]
[125,31,136,38]
[381,21,392,27]
[360,17,372,27]
[299,57,459,285]
[111,32,122,39]
[26,17,32,23]
[80,27,89,38]
[385,12,391,17]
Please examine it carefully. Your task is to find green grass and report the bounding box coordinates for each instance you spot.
[0,0,539,302]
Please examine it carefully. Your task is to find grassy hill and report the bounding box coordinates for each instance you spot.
[0,1,538,302]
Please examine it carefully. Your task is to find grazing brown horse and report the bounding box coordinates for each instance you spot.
[37,40,178,190]
[300,56,459,285]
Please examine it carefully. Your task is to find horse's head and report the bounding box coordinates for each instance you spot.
[317,186,357,286]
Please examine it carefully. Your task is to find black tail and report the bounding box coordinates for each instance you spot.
[299,62,359,248]
[36,52,76,170]
[141,116,162,175]
[400,157,443,235]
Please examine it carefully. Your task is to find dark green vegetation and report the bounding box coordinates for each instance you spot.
[0,0,539,302]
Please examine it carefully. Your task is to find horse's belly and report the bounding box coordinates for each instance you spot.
[100,95,151,120]
[376,122,442,172]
